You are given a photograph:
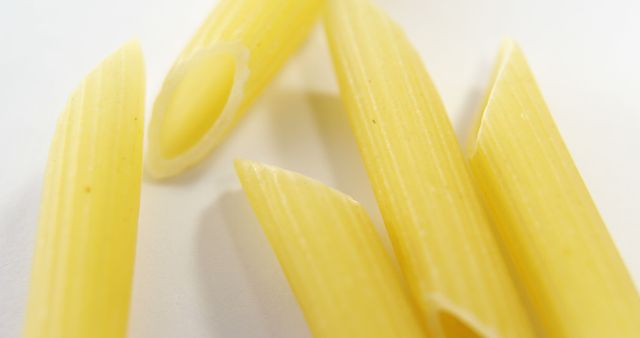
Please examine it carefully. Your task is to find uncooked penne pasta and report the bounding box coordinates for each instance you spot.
[23,42,145,338]
[236,161,427,338]
[467,40,640,338]
[147,0,324,178]
[324,1,537,337]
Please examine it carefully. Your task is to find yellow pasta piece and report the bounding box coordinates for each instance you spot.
[324,1,537,337]
[23,41,145,338]
[467,40,640,338]
[235,160,427,338]
[147,0,324,178]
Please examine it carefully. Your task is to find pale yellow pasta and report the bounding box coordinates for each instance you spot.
[236,160,427,338]
[147,0,324,178]
[24,41,145,338]
[468,40,640,338]
[324,0,537,337]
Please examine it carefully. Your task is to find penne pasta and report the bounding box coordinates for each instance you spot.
[235,160,427,338]
[147,0,324,178]
[323,0,537,337]
[467,40,640,338]
[23,42,145,338]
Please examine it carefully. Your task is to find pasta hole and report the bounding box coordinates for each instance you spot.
[159,53,236,158]
[438,311,484,338]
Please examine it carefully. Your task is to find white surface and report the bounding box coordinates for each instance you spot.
[1,0,639,337]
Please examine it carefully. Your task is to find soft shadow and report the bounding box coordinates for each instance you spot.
[454,58,494,148]
[195,190,310,338]
[454,87,485,149]
[305,92,390,247]
[290,27,386,227]
[261,89,378,212]
[261,89,391,251]
[305,93,374,202]
[0,176,41,247]
[0,175,41,338]
[263,89,318,159]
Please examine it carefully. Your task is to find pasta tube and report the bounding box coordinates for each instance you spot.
[324,1,537,337]
[147,0,324,178]
[467,40,640,338]
[23,42,145,338]
[235,160,427,338]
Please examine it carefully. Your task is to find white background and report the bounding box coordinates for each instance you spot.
[1,0,639,337]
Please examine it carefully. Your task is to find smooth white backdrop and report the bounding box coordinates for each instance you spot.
[1,0,639,337]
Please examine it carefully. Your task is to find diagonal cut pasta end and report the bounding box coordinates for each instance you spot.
[146,0,325,179]
[467,38,524,158]
[147,43,250,178]
[234,160,428,338]
[429,294,497,338]
[467,39,640,337]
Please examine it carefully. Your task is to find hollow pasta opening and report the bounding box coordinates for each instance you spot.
[147,42,250,178]
[159,53,236,158]
[438,310,484,338]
